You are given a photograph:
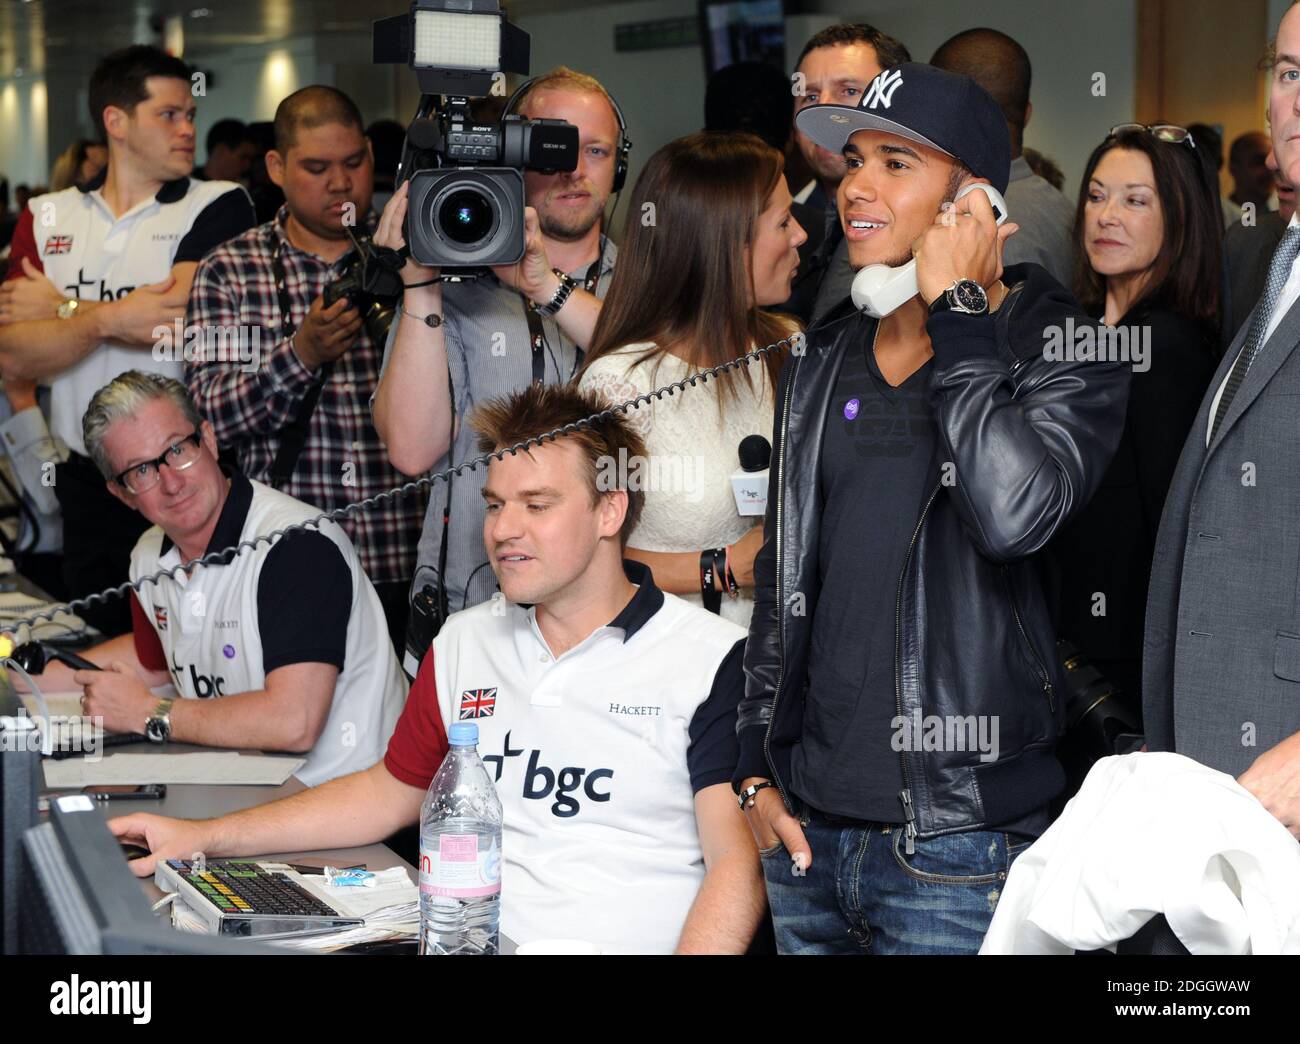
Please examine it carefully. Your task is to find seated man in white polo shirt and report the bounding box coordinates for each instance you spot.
[107,383,765,954]
[28,370,406,786]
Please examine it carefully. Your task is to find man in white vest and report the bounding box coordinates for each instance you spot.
[107,383,765,954]
[30,370,405,786]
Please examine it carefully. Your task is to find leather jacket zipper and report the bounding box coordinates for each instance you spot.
[1004,566,1055,712]
[763,352,798,811]
[895,479,942,854]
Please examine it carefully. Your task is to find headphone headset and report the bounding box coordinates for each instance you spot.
[502,76,631,193]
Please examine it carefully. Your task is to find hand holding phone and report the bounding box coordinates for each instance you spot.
[851,182,1011,318]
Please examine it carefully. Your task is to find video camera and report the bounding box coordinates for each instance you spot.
[372,0,580,272]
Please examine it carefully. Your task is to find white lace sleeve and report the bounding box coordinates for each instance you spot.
[579,364,654,438]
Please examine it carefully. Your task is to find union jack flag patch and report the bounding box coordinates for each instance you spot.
[459,688,497,719]
[43,235,73,255]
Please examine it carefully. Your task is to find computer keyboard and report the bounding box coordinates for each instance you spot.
[156,858,364,939]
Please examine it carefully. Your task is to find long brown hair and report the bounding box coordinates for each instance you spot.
[580,131,797,399]
[1072,128,1222,333]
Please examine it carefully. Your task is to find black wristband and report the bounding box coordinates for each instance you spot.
[404,277,439,289]
[699,548,722,614]
[717,546,738,597]
[711,546,733,600]
[738,780,776,809]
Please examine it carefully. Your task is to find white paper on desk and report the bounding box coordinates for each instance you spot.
[43,751,304,788]
[273,867,419,952]
[169,864,419,952]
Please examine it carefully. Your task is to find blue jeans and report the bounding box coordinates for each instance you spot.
[760,805,1033,955]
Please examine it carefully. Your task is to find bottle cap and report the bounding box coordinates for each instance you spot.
[448,722,479,747]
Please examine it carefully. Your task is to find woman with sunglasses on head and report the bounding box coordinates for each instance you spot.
[1051,123,1221,708]
[577,131,806,626]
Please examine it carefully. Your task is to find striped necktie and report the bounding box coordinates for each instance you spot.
[1210,225,1300,440]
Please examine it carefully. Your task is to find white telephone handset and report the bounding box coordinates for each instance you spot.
[850,182,1010,318]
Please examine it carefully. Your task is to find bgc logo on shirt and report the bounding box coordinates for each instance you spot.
[482,730,613,818]
[169,655,227,698]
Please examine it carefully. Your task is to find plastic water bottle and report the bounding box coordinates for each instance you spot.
[418,721,503,955]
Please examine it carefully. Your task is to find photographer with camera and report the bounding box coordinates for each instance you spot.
[372,67,623,671]
[185,86,427,652]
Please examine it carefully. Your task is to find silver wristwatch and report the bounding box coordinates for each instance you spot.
[56,298,80,320]
[535,269,576,318]
[145,697,174,743]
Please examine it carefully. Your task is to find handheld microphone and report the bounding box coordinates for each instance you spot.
[731,435,771,517]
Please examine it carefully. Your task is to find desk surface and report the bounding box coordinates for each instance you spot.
[41,740,413,902]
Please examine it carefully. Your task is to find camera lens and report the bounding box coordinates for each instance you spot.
[437,188,493,246]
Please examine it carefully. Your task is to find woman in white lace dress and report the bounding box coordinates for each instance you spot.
[578,132,806,626]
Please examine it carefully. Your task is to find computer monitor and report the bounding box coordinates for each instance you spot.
[1,673,41,955]
[19,797,285,955]
[699,0,789,75]
[20,794,157,954]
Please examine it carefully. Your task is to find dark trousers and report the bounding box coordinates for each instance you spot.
[53,453,150,636]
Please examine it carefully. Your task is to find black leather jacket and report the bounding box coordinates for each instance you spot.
[734,264,1131,849]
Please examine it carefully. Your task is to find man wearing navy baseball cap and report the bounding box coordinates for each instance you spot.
[735,63,1132,954]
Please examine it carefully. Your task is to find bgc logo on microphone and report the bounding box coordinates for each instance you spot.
[482,730,614,818]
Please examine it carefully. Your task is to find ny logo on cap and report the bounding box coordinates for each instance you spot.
[865,69,904,110]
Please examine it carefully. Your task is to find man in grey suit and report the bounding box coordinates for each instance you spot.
[1143,3,1300,839]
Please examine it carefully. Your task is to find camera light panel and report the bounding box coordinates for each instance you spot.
[413,10,500,70]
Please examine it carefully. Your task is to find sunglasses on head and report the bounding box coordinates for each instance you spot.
[1107,123,1197,150]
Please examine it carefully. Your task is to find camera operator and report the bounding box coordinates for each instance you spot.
[372,67,622,669]
[185,86,427,652]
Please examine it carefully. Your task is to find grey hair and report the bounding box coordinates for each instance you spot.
[83,370,204,480]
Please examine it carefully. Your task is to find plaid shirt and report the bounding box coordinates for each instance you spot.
[184,206,427,586]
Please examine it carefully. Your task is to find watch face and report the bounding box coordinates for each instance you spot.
[952,280,988,313]
[145,718,168,742]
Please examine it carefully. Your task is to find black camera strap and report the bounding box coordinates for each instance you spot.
[269,234,335,489]
[522,258,602,386]
[434,362,455,615]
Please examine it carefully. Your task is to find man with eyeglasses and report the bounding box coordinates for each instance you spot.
[26,369,406,786]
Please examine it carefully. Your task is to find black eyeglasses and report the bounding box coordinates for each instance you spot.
[1108,123,1197,150]
[113,432,203,494]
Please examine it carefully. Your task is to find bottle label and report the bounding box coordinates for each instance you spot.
[419,833,501,898]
